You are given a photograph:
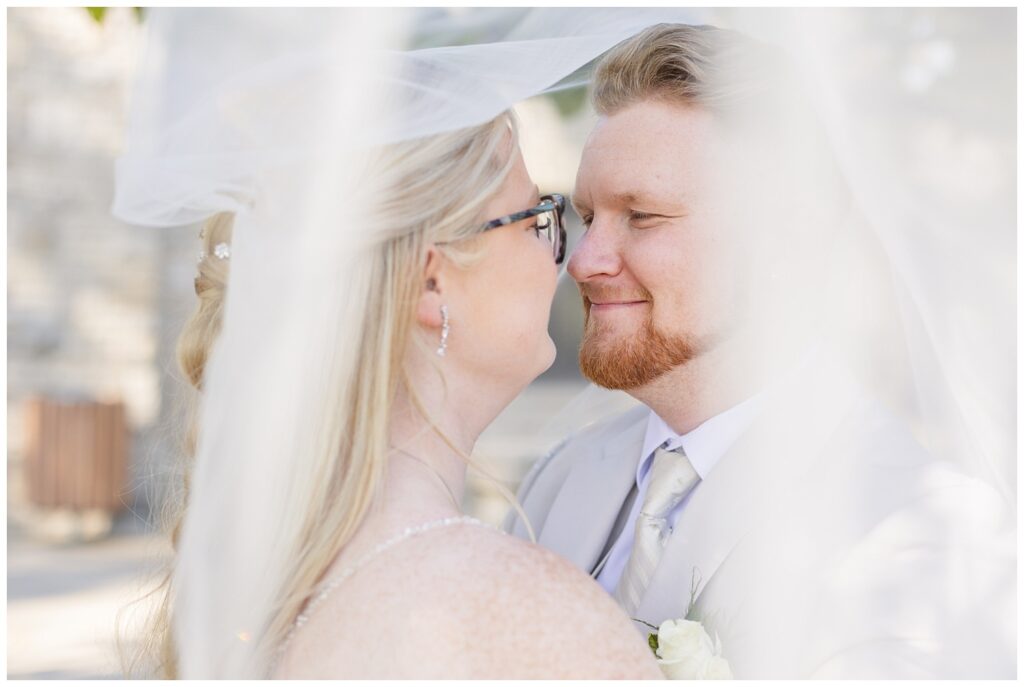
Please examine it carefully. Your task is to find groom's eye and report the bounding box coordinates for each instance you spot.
[629,211,667,228]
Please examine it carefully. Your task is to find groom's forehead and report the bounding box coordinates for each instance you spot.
[574,112,720,202]
[573,154,697,210]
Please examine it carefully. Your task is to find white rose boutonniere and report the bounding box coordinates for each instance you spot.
[642,618,733,680]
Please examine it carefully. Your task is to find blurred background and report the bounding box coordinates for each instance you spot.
[6,5,1014,679]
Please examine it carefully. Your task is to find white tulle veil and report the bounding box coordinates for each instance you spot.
[113,7,1014,678]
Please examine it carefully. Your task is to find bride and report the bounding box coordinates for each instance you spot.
[111,9,697,678]
[131,108,662,678]
[262,113,661,678]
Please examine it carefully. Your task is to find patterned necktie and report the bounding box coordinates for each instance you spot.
[613,443,700,615]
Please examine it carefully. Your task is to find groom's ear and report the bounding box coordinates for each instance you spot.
[415,245,445,328]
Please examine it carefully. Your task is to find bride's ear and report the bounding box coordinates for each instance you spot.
[415,245,445,328]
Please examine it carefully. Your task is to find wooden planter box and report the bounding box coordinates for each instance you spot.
[22,397,130,512]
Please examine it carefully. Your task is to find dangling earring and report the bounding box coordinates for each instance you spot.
[436,305,449,357]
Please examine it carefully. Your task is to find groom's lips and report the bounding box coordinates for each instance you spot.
[587,298,648,312]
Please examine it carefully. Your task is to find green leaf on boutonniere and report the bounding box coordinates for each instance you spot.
[633,618,660,655]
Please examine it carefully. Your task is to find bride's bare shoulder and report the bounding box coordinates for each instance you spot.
[369,522,662,678]
[282,522,661,678]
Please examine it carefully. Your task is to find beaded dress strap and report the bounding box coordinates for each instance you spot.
[271,514,498,670]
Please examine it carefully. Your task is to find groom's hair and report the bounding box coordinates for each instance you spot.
[592,24,797,127]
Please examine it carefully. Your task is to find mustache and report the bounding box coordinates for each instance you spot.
[579,284,653,306]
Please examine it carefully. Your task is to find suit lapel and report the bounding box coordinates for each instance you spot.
[634,353,862,626]
[537,409,648,575]
[633,413,780,625]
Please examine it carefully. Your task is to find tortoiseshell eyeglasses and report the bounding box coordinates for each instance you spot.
[478,193,566,265]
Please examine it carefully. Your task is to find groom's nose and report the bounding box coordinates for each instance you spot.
[567,218,623,283]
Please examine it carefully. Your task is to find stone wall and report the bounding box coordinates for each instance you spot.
[7,7,199,522]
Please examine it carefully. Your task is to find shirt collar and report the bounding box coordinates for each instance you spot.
[638,393,763,482]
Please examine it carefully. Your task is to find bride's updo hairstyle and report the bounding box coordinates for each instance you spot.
[118,211,237,677]
[130,112,520,678]
[178,212,232,441]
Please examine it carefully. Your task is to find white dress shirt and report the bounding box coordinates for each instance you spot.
[595,395,762,594]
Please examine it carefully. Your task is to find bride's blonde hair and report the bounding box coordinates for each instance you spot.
[121,111,524,678]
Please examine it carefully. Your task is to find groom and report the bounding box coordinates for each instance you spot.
[507,24,1013,678]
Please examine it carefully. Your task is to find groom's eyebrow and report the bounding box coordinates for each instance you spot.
[572,191,660,213]
[612,191,688,214]
[611,191,654,206]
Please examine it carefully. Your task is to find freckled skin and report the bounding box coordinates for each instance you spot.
[275,525,663,678]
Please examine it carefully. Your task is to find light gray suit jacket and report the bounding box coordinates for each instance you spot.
[506,360,1015,678]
